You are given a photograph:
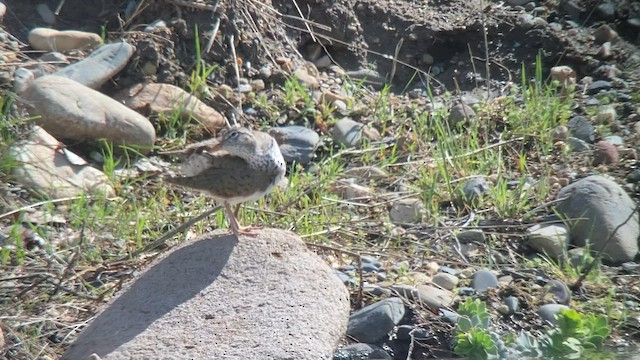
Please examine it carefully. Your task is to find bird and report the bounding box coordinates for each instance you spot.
[163,126,286,236]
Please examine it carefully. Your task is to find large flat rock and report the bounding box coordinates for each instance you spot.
[62,228,349,360]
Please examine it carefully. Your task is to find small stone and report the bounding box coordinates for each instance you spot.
[598,42,613,59]
[39,52,68,62]
[527,223,569,259]
[416,285,454,309]
[250,79,265,91]
[333,344,392,360]
[567,137,591,152]
[313,55,332,68]
[595,105,617,124]
[347,298,405,343]
[54,42,134,89]
[538,304,570,325]
[268,126,320,164]
[456,229,485,243]
[333,100,347,113]
[332,118,363,148]
[568,116,595,143]
[10,126,115,198]
[595,2,616,21]
[294,67,319,89]
[432,273,459,290]
[593,24,618,44]
[586,80,613,94]
[389,198,425,223]
[471,269,499,292]
[448,103,476,127]
[592,140,619,165]
[545,280,571,305]
[421,53,434,65]
[114,83,225,133]
[28,28,102,52]
[504,296,519,314]
[13,67,34,94]
[552,125,569,140]
[603,135,623,145]
[462,176,490,203]
[518,13,535,30]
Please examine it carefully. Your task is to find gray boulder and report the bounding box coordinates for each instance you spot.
[62,229,349,360]
[556,175,639,263]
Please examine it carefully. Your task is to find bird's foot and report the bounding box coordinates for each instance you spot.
[234,226,262,237]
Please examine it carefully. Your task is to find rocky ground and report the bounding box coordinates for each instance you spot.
[1,0,640,359]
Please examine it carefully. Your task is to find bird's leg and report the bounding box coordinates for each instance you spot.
[224,202,258,237]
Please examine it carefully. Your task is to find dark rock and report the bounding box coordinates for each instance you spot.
[347,298,406,343]
[471,269,499,292]
[567,116,595,143]
[586,80,612,94]
[333,343,392,360]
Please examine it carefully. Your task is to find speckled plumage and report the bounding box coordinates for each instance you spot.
[164,126,286,235]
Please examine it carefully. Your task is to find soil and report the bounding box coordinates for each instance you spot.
[2,0,640,358]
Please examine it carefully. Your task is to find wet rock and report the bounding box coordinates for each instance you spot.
[527,223,569,259]
[471,269,499,292]
[595,2,615,21]
[62,229,349,359]
[333,343,391,360]
[389,198,425,223]
[556,175,639,263]
[347,297,405,343]
[268,126,320,164]
[432,273,459,290]
[586,80,613,95]
[21,76,156,153]
[10,126,114,198]
[114,83,225,133]
[567,116,595,143]
[28,28,101,52]
[54,42,134,89]
[592,140,619,165]
[448,103,476,127]
[538,304,570,325]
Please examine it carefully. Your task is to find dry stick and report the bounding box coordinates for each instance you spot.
[481,0,491,99]
[54,0,66,15]
[0,196,89,220]
[305,241,365,309]
[121,205,223,261]
[390,38,404,85]
[204,17,221,54]
[291,0,317,43]
[572,202,640,290]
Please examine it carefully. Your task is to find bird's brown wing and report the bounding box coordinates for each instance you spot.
[165,153,263,198]
[158,137,223,158]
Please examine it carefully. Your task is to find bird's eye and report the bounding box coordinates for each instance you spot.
[227,130,239,139]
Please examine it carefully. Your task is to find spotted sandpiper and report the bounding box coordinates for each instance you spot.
[164,126,286,236]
